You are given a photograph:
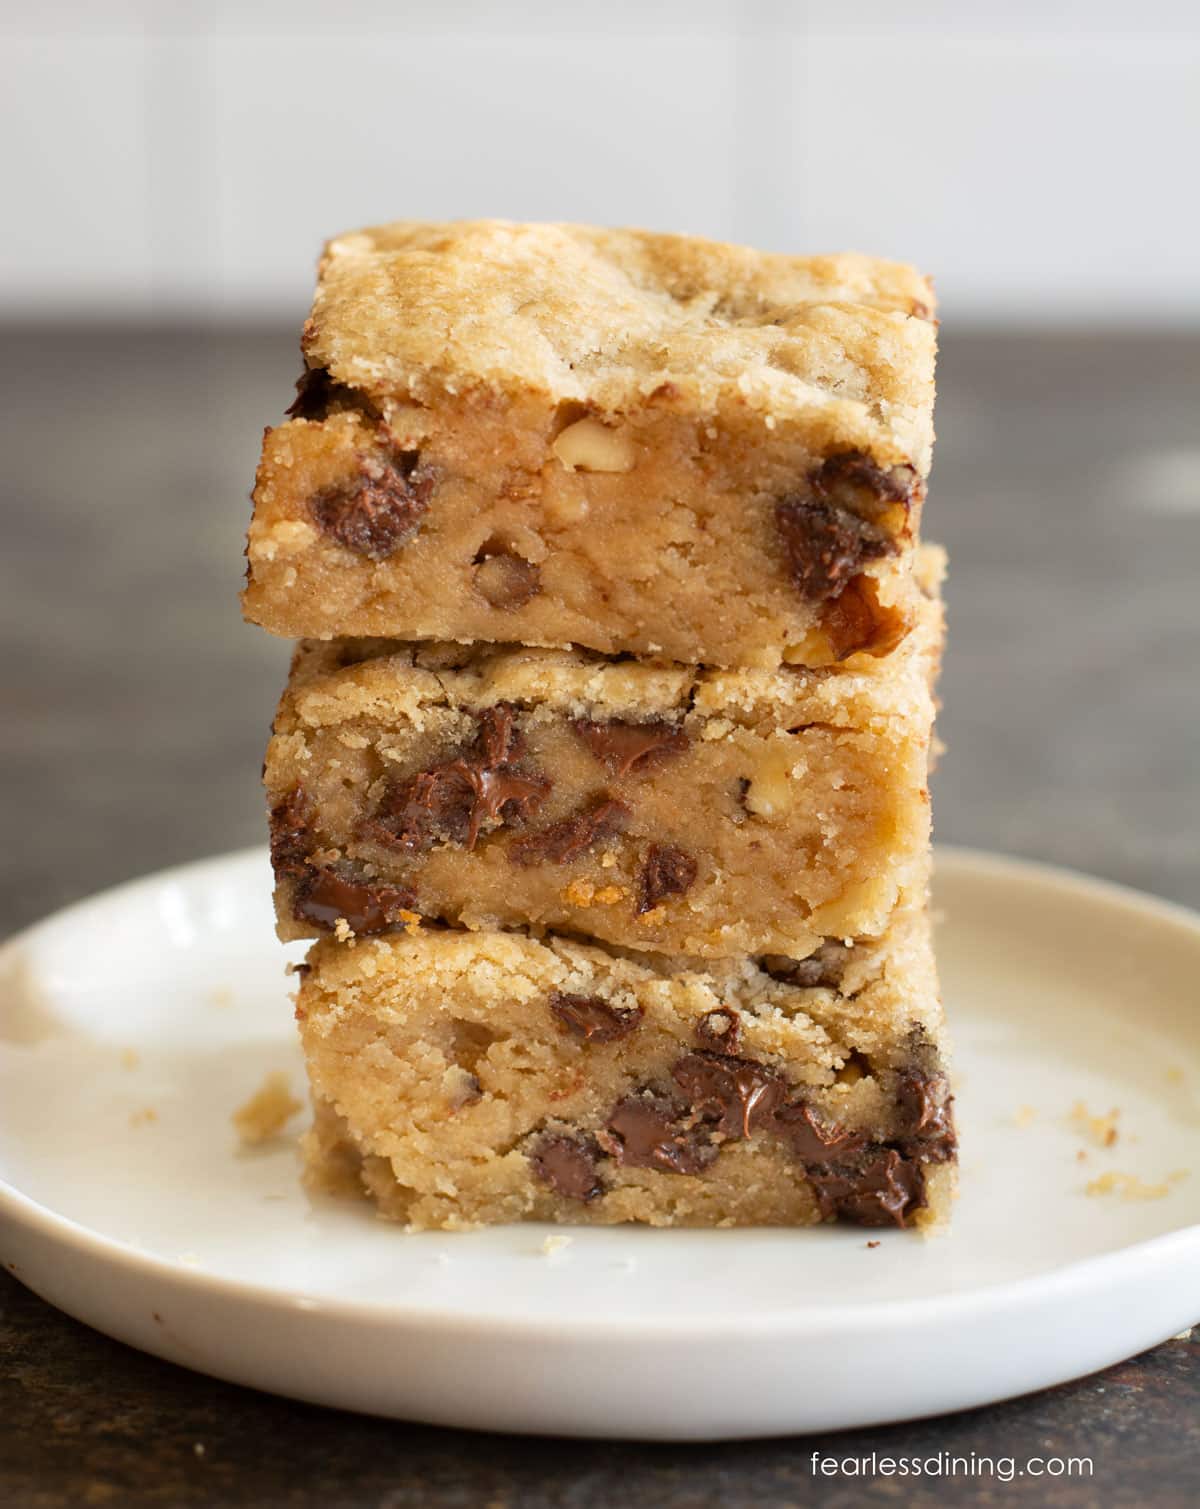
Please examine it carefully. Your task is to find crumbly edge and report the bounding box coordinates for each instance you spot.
[293,906,954,1232]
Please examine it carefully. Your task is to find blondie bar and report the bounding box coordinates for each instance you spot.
[297,904,955,1231]
[243,221,936,668]
[266,551,942,959]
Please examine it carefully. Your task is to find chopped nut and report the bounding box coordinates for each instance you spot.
[552,416,637,473]
[743,743,797,819]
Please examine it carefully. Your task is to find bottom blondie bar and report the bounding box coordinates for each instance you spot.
[295,905,955,1231]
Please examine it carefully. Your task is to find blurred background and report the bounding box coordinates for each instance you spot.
[2,0,1199,932]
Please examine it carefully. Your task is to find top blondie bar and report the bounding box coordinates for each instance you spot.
[243,221,937,668]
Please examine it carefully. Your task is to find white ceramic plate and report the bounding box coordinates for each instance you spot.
[0,847,1197,1440]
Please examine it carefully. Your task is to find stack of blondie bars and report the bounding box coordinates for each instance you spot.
[242,221,956,1231]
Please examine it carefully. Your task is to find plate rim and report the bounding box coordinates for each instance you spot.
[1,842,1198,1342]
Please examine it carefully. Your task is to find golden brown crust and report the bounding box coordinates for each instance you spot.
[303,220,937,471]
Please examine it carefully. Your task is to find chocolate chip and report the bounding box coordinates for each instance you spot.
[775,498,894,602]
[269,787,313,879]
[635,843,698,914]
[456,766,552,848]
[598,1093,718,1176]
[572,719,689,777]
[292,862,416,935]
[775,1101,868,1162]
[286,366,361,421]
[672,1052,785,1140]
[806,1148,926,1228]
[549,991,643,1043]
[529,1133,604,1202]
[311,454,436,560]
[367,766,476,852]
[695,1008,742,1055]
[509,797,630,866]
[472,549,541,610]
[366,705,550,853]
[895,1068,957,1163]
[813,451,918,519]
[759,940,852,990]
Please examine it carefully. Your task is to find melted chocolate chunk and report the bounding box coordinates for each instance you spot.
[368,766,477,852]
[572,719,689,777]
[759,940,852,991]
[292,863,415,935]
[806,1148,926,1228]
[474,704,523,765]
[775,498,894,602]
[310,454,436,560]
[529,1133,604,1202]
[813,450,918,517]
[599,1093,718,1176]
[472,549,541,610]
[549,991,643,1043]
[286,366,343,420]
[269,787,313,879]
[455,765,551,849]
[672,1052,786,1140]
[366,705,550,853]
[635,843,698,914]
[695,1008,743,1055]
[895,1068,957,1163]
[775,1101,868,1163]
[510,797,630,866]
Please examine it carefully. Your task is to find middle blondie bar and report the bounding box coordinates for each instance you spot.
[266,552,942,960]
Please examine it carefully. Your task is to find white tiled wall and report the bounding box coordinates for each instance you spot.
[3,1,1198,323]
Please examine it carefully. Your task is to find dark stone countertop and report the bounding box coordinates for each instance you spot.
[1,326,1198,1505]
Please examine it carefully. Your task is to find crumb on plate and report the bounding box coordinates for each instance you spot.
[233,1071,303,1146]
[1069,1100,1120,1148]
[1085,1169,1188,1202]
